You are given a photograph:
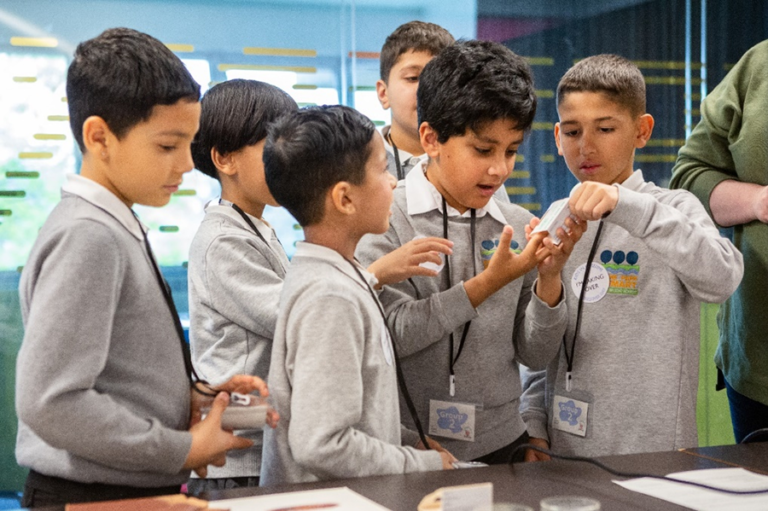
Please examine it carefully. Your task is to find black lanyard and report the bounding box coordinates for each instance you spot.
[225,200,287,272]
[345,258,430,450]
[133,212,215,396]
[563,220,605,392]
[441,197,476,397]
[387,132,405,181]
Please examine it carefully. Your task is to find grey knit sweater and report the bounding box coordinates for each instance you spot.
[16,183,191,487]
[520,170,743,457]
[260,242,442,485]
[356,177,566,461]
[188,201,289,478]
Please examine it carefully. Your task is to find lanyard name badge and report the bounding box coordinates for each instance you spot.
[553,220,605,438]
[427,198,482,442]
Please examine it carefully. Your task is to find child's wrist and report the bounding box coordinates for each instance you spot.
[535,275,562,307]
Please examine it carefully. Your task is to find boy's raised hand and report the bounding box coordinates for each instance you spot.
[569,181,619,221]
[525,216,586,278]
[368,237,454,288]
[488,225,550,282]
[464,226,550,309]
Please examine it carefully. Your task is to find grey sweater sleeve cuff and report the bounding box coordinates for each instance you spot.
[529,280,567,320]
[438,282,478,329]
[157,429,194,475]
[414,449,444,472]
[522,411,550,441]
[400,425,421,447]
[605,186,653,235]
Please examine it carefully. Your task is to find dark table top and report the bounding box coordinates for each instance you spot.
[681,442,768,474]
[24,444,768,511]
[206,448,756,511]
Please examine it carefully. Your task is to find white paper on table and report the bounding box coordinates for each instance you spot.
[614,467,768,511]
[210,486,392,511]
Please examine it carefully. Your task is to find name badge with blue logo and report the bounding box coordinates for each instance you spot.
[428,399,477,442]
[552,394,589,437]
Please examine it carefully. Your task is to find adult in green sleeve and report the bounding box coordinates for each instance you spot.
[670,39,768,443]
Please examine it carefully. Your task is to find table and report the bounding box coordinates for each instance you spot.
[24,444,768,510]
[206,446,767,510]
[681,442,768,474]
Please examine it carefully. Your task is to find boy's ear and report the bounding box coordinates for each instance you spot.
[211,147,236,177]
[634,114,655,149]
[419,122,440,158]
[553,122,564,156]
[375,79,390,110]
[329,181,355,216]
[81,115,112,159]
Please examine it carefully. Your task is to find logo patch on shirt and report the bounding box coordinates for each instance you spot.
[599,249,639,296]
[480,238,522,269]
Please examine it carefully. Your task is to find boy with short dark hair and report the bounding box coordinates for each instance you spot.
[187,79,452,490]
[520,54,743,458]
[15,28,267,507]
[260,105,454,485]
[357,40,583,464]
[376,21,454,180]
[187,79,298,492]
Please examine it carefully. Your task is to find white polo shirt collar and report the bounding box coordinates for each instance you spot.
[617,169,645,191]
[293,241,379,290]
[404,161,508,224]
[61,173,146,240]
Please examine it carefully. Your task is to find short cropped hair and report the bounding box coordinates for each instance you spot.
[264,105,376,227]
[192,79,298,180]
[67,27,200,152]
[557,54,646,117]
[379,21,454,82]
[417,40,537,143]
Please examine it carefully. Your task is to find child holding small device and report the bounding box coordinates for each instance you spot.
[520,54,743,458]
[358,40,584,464]
[15,28,269,507]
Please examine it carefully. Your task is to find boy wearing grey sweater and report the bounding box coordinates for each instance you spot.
[520,55,743,459]
[260,106,455,485]
[187,81,452,490]
[16,29,269,507]
[356,41,585,463]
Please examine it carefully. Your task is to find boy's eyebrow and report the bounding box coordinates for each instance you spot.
[475,133,524,145]
[397,64,424,73]
[560,116,617,126]
[154,129,194,138]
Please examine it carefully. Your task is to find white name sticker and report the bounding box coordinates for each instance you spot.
[552,394,589,437]
[428,399,476,442]
[571,262,609,303]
